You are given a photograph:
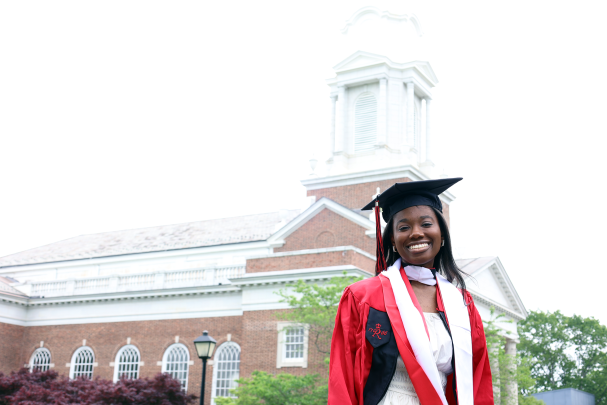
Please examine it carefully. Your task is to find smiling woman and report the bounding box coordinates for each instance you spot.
[328,178,494,405]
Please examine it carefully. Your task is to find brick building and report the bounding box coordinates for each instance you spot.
[0,8,527,405]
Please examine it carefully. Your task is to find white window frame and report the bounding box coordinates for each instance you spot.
[276,322,309,369]
[69,346,95,379]
[29,348,52,372]
[162,343,190,391]
[211,341,241,404]
[113,344,141,382]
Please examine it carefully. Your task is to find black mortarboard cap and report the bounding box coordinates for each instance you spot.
[362,177,463,222]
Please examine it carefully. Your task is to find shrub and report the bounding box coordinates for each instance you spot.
[0,368,196,405]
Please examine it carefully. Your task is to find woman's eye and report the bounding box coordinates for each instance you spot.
[422,222,433,227]
[398,226,409,232]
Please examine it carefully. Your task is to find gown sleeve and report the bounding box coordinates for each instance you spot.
[467,294,495,405]
[328,287,362,405]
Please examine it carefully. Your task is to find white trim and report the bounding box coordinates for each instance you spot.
[211,341,241,404]
[249,246,375,261]
[276,322,309,369]
[69,346,95,379]
[29,347,51,372]
[301,166,454,205]
[463,257,528,318]
[162,343,190,391]
[113,344,141,382]
[268,198,375,245]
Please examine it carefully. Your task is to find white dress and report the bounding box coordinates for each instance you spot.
[378,312,454,405]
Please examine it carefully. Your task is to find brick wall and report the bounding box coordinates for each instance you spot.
[306,177,451,226]
[13,311,327,402]
[240,309,327,379]
[307,177,412,210]
[275,208,375,255]
[20,316,243,402]
[247,250,375,274]
[0,322,25,374]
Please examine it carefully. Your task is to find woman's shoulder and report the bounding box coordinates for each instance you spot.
[345,274,384,303]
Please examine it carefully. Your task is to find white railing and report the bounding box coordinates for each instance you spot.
[26,266,246,298]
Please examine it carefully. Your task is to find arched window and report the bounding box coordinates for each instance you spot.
[69,346,95,379]
[354,93,377,152]
[113,345,140,382]
[162,343,190,391]
[211,342,241,403]
[29,348,51,372]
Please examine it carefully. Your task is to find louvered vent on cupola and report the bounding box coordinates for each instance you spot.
[354,93,377,152]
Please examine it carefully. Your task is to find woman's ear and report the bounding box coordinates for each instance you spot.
[390,234,394,246]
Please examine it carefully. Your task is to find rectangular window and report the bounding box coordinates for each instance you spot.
[284,328,304,359]
[276,322,308,368]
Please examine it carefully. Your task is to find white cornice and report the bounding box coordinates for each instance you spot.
[330,51,438,88]
[302,164,426,189]
[464,256,528,319]
[250,245,375,261]
[300,165,456,205]
[231,266,370,287]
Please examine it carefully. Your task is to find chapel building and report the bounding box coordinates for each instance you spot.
[0,7,527,405]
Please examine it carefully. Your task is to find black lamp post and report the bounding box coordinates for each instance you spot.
[193,331,217,405]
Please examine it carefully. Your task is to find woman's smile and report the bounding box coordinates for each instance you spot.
[406,242,431,252]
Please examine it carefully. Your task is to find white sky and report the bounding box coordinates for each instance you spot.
[1,1,606,323]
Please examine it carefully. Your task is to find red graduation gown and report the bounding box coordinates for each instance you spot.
[328,274,494,405]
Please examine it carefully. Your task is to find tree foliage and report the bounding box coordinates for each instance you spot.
[275,272,364,364]
[483,307,544,405]
[214,273,361,404]
[519,310,607,405]
[0,368,197,405]
[214,371,327,405]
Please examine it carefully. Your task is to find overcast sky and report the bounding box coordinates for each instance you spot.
[1,0,606,323]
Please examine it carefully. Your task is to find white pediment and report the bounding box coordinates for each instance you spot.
[267,197,375,246]
[333,51,389,73]
[458,257,527,320]
[470,267,513,309]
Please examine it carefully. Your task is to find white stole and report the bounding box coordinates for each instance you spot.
[381,259,473,405]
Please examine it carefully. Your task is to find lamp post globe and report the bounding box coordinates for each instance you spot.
[193,331,216,405]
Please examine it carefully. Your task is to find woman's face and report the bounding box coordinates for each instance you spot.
[390,205,443,269]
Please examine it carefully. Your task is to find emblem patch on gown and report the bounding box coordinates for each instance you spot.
[365,307,392,348]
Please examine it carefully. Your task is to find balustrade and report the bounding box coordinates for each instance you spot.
[22,265,245,298]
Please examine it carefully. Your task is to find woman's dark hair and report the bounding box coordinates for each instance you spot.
[380,206,467,293]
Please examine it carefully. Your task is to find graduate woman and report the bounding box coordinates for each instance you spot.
[328,178,494,405]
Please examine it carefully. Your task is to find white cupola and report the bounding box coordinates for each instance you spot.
[320,7,438,179]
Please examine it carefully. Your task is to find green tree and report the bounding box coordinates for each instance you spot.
[483,307,544,405]
[275,272,364,365]
[214,371,327,405]
[215,273,363,404]
[518,310,607,405]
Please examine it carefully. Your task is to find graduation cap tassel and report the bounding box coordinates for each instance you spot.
[374,199,387,275]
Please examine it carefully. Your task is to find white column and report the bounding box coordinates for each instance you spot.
[377,78,387,145]
[329,94,337,155]
[425,98,432,163]
[335,86,347,153]
[504,339,518,405]
[489,342,501,405]
[406,82,415,147]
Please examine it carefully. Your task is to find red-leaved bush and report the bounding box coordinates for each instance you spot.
[0,368,197,405]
